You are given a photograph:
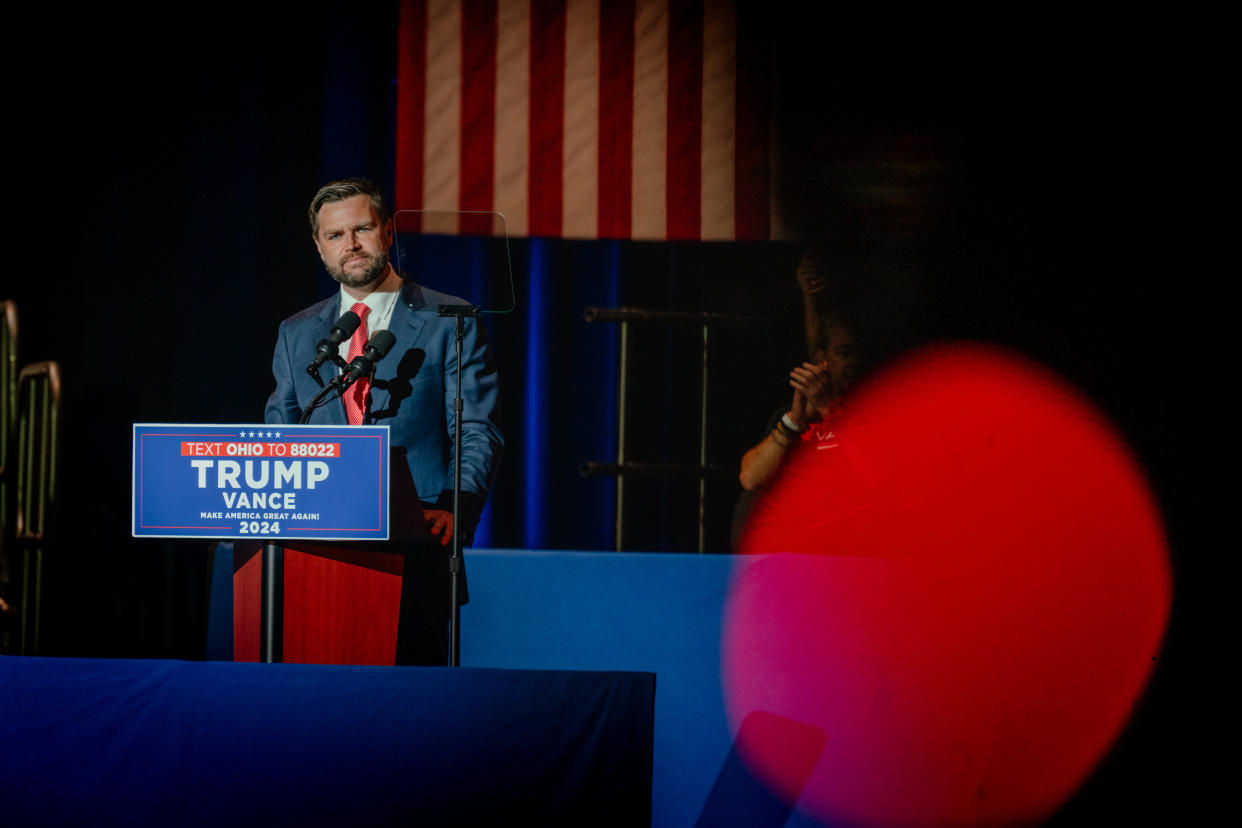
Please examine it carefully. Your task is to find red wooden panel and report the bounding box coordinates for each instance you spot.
[282,545,404,666]
[233,543,404,666]
[232,544,262,663]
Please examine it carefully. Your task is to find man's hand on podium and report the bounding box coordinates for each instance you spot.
[422,509,454,546]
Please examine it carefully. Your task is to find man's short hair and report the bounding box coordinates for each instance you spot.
[308,178,390,236]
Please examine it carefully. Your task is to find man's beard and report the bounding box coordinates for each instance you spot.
[327,251,389,288]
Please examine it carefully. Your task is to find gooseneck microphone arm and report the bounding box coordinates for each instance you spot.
[300,382,339,425]
[299,329,397,425]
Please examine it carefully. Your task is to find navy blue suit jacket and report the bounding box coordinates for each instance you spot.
[264,279,502,527]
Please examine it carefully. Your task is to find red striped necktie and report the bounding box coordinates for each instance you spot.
[343,303,370,425]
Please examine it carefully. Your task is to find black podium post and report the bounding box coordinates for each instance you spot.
[260,540,283,663]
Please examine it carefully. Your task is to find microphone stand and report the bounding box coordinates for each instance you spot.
[300,356,350,423]
[438,303,480,667]
[301,380,342,425]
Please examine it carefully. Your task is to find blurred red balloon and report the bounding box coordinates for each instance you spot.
[725,344,1170,828]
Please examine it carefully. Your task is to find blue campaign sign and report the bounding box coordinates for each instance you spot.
[132,424,390,541]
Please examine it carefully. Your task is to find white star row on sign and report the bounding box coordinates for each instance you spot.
[237,431,281,438]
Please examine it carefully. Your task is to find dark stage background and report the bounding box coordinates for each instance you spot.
[5,5,1220,824]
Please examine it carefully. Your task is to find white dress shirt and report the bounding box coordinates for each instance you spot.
[337,266,403,362]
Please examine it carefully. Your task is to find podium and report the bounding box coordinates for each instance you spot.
[232,438,439,666]
[132,424,441,667]
[232,541,408,665]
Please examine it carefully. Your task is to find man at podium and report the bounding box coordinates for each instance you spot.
[264,177,503,665]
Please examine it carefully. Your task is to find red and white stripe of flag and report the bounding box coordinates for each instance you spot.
[395,0,778,240]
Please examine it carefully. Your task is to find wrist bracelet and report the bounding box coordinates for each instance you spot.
[770,427,791,448]
[780,413,806,434]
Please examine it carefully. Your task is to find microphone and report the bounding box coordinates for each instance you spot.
[335,329,396,390]
[306,311,362,383]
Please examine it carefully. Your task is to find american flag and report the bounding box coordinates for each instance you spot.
[395,0,778,240]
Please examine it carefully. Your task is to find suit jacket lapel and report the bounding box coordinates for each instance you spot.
[366,279,427,419]
[395,278,429,345]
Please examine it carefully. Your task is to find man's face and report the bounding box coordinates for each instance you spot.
[313,194,393,289]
